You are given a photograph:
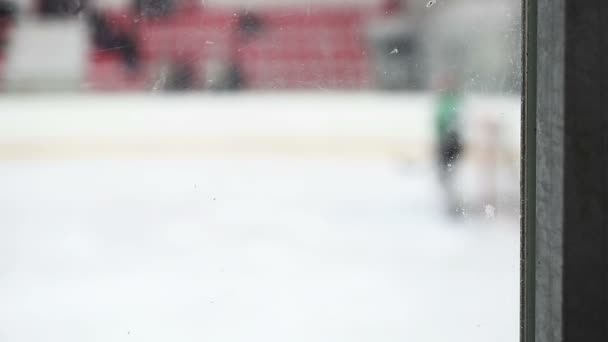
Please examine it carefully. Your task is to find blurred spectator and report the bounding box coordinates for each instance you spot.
[223,62,244,90]
[165,61,194,90]
[222,11,264,90]
[39,0,83,17]
[237,11,263,38]
[0,0,15,19]
[135,0,174,17]
[0,0,16,50]
[88,10,139,71]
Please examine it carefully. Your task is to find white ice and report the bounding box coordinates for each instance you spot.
[0,160,519,342]
[0,93,520,342]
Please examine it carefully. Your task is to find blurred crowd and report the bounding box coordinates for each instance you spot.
[0,0,447,91]
[0,0,519,93]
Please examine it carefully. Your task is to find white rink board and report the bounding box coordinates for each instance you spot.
[0,92,520,161]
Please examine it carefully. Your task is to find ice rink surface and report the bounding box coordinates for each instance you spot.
[0,160,519,342]
[0,93,519,341]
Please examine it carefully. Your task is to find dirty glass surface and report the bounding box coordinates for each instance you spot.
[0,0,521,341]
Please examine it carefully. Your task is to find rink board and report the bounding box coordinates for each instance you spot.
[0,92,520,161]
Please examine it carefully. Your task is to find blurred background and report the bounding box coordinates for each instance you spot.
[0,0,521,341]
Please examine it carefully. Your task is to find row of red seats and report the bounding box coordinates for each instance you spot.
[88,7,372,90]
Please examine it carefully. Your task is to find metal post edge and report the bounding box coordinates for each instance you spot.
[521,0,537,341]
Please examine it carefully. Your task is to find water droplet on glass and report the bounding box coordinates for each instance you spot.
[427,0,437,8]
[485,204,496,219]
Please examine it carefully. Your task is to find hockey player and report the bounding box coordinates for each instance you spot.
[434,74,464,215]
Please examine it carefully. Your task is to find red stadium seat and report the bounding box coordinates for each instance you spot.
[88,7,373,90]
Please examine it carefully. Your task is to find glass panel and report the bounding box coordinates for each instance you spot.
[0,0,521,341]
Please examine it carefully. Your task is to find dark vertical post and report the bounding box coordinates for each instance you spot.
[535,0,564,341]
[562,1,608,340]
[532,0,608,341]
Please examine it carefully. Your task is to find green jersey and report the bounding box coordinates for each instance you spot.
[435,93,462,138]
